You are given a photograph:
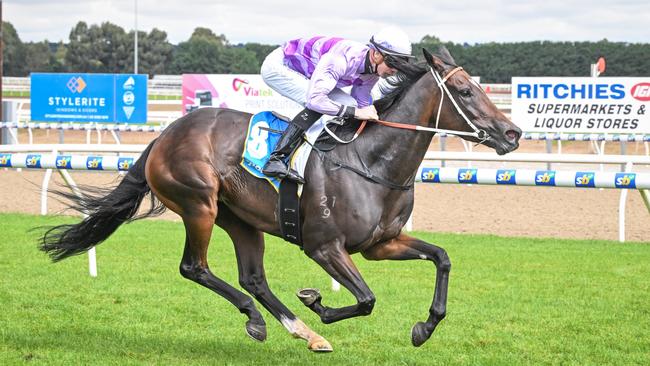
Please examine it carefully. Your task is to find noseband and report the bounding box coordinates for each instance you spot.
[429,66,490,142]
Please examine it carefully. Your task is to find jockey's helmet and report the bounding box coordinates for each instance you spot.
[369,26,415,62]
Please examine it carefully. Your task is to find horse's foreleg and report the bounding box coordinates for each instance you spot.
[301,241,376,324]
[362,233,451,347]
[216,205,332,352]
[179,212,266,342]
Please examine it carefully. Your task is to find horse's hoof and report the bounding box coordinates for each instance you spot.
[297,288,322,307]
[411,321,432,347]
[245,319,267,342]
[308,337,333,352]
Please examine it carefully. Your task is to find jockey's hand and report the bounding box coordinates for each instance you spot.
[354,106,379,121]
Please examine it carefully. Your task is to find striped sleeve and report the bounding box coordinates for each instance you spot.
[305,52,356,116]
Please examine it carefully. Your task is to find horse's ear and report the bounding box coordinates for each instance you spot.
[437,46,456,65]
[422,48,445,73]
[422,48,435,66]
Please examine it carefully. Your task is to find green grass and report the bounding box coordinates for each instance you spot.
[3,91,30,98]
[1,213,649,365]
[148,94,181,100]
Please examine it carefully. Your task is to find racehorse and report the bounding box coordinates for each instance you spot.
[40,48,521,352]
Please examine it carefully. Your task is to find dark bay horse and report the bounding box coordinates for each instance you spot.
[40,48,521,352]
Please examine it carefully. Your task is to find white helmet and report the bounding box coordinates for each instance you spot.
[369,26,414,59]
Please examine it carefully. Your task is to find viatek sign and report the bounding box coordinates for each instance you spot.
[30,73,148,124]
[511,77,649,134]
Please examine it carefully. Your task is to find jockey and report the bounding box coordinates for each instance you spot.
[260,26,414,183]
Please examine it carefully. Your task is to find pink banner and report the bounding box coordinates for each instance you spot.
[182,74,301,117]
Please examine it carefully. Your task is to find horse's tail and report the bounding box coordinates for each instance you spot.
[39,139,165,262]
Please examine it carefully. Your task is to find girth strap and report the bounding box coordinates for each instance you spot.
[279,179,303,247]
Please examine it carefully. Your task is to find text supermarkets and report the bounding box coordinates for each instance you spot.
[511,78,649,134]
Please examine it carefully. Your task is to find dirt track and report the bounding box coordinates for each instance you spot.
[1,129,649,243]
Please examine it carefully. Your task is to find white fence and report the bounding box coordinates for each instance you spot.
[422,151,650,165]
[6,121,649,142]
[415,166,650,189]
[2,145,649,280]
[3,75,182,96]
[2,145,649,242]
[3,108,181,126]
[0,122,164,144]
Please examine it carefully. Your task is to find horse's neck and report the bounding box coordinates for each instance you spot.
[353,75,437,185]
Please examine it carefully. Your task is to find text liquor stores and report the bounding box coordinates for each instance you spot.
[511,77,650,134]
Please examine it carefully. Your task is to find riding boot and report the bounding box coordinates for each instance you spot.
[263,108,323,184]
[262,123,306,183]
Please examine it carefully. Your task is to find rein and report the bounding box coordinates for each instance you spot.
[324,66,491,144]
[316,65,491,190]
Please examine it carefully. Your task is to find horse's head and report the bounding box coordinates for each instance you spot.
[423,48,521,155]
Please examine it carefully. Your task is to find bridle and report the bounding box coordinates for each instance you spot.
[318,64,493,191]
[325,66,491,144]
[428,66,490,142]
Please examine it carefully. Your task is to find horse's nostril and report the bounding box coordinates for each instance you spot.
[505,130,520,142]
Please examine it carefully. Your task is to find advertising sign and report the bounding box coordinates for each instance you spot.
[31,73,147,123]
[182,74,302,118]
[511,77,649,134]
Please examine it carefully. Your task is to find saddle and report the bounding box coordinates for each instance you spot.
[240,111,365,248]
[313,118,366,151]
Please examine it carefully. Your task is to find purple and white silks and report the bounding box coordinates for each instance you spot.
[261,36,379,116]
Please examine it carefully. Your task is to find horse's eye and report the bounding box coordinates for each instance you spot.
[459,88,472,98]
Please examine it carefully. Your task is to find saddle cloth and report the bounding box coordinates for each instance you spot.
[240,111,329,191]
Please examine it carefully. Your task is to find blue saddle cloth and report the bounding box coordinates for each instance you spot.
[240,111,290,191]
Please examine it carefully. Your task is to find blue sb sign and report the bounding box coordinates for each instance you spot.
[30,73,147,123]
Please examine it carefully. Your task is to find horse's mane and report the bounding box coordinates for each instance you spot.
[374,47,458,115]
[326,61,430,138]
[330,49,455,136]
[373,61,429,115]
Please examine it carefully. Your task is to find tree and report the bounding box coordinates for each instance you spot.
[65,22,93,72]
[65,21,130,73]
[23,41,56,73]
[89,22,130,73]
[242,42,278,68]
[189,27,228,45]
[2,21,26,76]
[52,42,68,72]
[170,34,224,73]
[7,23,650,80]
[223,46,260,73]
[132,28,174,76]
[170,27,258,74]
[413,35,650,83]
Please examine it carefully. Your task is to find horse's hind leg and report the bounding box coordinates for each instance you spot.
[145,143,265,341]
[179,210,267,342]
[361,233,451,347]
[216,204,332,352]
[299,239,377,324]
